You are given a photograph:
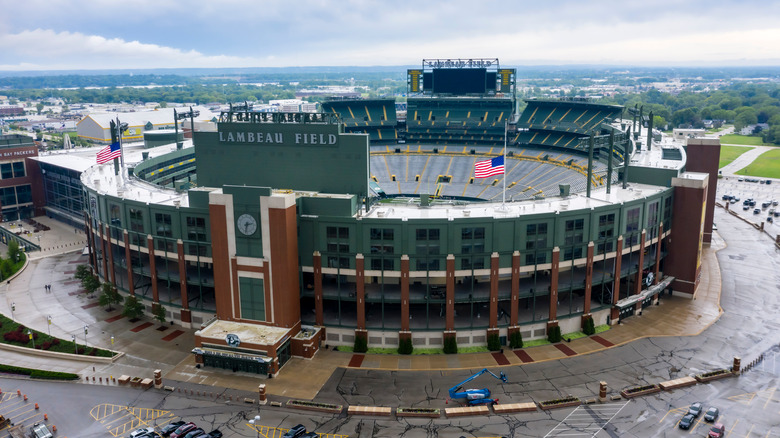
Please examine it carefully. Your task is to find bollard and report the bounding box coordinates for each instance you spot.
[52,425,56,432]
[35,403,39,410]
[23,395,27,401]
[17,390,21,396]
[44,414,48,421]
[99,377,102,383]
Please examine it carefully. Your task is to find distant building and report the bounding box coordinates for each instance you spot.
[76,107,216,143]
[673,128,706,141]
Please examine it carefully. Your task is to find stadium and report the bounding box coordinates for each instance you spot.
[72,59,718,375]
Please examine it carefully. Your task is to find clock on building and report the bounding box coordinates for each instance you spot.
[237,213,257,236]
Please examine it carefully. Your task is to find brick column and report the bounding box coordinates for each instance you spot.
[106,224,116,286]
[177,240,191,324]
[548,247,560,325]
[654,222,663,285]
[85,215,96,273]
[100,224,109,281]
[510,251,520,326]
[400,255,410,332]
[124,231,134,296]
[445,254,455,331]
[489,252,499,329]
[313,251,323,326]
[582,242,594,330]
[634,230,646,315]
[356,254,365,330]
[610,236,623,324]
[147,235,159,304]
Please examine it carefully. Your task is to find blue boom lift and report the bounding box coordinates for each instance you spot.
[448,368,508,405]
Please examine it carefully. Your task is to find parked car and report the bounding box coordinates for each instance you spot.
[679,413,696,429]
[743,205,750,211]
[129,427,155,438]
[300,433,318,438]
[170,423,197,438]
[183,429,206,438]
[282,424,307,438]
[754,208,761,214]
[688,402,703,417]
[207,431,223,438]
[704,406,719,421]
[768,217,773,223]
[708,422,725,437]
[161,422,186,437]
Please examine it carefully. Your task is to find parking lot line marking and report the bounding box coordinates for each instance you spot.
[689,416,706,434]
[745,423,755,437]
[9,406,35,421]
[15,412,43,426]
[4,402,34,416]
[659,406,688,423]
[726,419,739,437]
[763,387,776,409]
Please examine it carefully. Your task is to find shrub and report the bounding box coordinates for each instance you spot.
[353,333,368,353]
[547,325,562,343]
[509,330,523,349]
[583,316,596,336]
[122,295,145,320]
[487,333,501,351]
[443,336,458,354]
[397,337,413,355]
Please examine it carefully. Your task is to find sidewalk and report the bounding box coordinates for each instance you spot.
[0,218,725,402]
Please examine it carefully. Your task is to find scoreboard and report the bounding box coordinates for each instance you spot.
[408,60,515,96]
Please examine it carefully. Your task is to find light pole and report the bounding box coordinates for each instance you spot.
[84,325,88,349]
[72,334,77,354]
[248,415,260,438]
[47,315,51,336]
[27,329,34,349]
[10,302,15,321]
[117,119,129,168]
[174,107,199,150]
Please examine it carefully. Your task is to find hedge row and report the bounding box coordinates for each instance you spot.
[0,363,79,380]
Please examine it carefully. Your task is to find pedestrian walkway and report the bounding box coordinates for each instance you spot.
[0,215,725,402]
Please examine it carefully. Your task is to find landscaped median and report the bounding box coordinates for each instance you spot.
[0,364,79,381]
[695,369,735,383]
[287,399,343,414]
[620,384,661,399]
[395,407,440,418]
[538,395,581,410]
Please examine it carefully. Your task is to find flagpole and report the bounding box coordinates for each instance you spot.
[502,119,507,206]
[118,116,124,168]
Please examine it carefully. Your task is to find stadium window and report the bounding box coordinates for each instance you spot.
[155,213,173,237]
[525,223,548,250]
[0,163,13,179]
[597,213,615,253]
[12,162,25,178]
[626,207,641,245]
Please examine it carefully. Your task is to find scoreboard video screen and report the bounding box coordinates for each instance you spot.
[408,60,514,96]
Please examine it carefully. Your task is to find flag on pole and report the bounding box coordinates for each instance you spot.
[474,156,505,178]
[96,142,121,164]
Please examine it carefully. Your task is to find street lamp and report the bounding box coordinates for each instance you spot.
[248,415,260,438]
[71,334,77,354]
[47,315,52,336]
[27,329,34,348]
[10,302,15,321]
[84,325,88,349]
[174,107,200,150]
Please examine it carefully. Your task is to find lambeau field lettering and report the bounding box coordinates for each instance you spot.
[219,131,337,145]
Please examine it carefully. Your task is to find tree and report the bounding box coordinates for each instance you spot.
[353,332,367,353]
[36,103,44,115]
[547,325,562,343]
[74,264,91,281]
[7,240,21,264]
[122,295,145,320]
[397,337,413,355]
[153,304,167,326]
[82,274,100,297]
[487,333,501,351]
[98,283,122,311]
[509,330,523,349]
[443,335,458,354]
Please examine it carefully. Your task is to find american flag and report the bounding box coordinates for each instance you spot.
[96,142,121,164]
[474,156,505,178]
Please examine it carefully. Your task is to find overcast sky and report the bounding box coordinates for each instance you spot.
[0,0,778,71]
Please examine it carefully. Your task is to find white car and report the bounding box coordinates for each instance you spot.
[129,427,154,438]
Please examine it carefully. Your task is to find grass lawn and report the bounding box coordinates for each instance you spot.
[735,148,780,179]
[719,145,754,168]
[719,134,769,146]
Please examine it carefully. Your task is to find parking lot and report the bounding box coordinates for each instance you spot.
[717,177,780,231]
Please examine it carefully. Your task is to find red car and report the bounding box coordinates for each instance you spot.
[708,423,725,438]
[170,423,197,438]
